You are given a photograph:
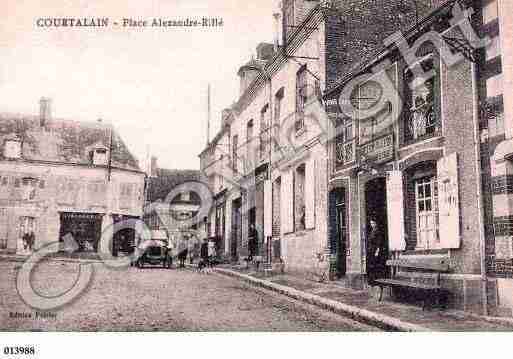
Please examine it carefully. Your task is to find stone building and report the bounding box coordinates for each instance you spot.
[143,157,205,256]
[0,98,145,256]
[200,0,349,275]
[323,0,513,316]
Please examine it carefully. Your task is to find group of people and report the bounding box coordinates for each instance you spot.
[22,231,36,252]
[176,238,216,269]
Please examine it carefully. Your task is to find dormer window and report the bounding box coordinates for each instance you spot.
[90,146,108,166]
[3,135,22,159]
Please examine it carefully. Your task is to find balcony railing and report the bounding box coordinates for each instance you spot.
[405,100,440,144]
[335,138,356,169]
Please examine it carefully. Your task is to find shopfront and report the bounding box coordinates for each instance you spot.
[59,212,103,253]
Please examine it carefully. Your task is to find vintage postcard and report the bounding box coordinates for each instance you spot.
[1,0,513,354]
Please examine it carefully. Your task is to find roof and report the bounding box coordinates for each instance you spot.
[146,168,206,203]
[324,0,458,93]
[0,113,140,171]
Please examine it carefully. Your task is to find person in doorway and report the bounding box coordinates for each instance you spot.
[27,230,35,251]
[248,224,258,262]
[367,217,387,286]
[22,231,31,251]
[300,206,306,230]
[199,239,209,270]
[178,248,188,268]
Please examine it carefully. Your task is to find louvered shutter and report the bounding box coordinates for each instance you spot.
[264,180,272,238]
[305,158,316,229]
[281,171,294,234]
[437,153,461,249]
[386,171,406,251]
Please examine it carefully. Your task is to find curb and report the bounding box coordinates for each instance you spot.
[0,254,102,264]
[215,267,430,332]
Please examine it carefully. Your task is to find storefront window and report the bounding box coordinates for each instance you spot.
[415,176,440,249]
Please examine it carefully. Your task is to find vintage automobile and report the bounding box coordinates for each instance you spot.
[135,239,173,269]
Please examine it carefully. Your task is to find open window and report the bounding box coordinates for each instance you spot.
[404,53,441,143]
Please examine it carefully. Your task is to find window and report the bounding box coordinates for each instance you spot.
[246,120,255,170]
[296,66,308,132]
[181,191,191,202]
[274,88,284,122]
[335,117,355,166]
[232,135,239,172]
[294,164,306,231]
[404,54,441,142]
[92,147,108,166]
[21,177,37,201]
[415,176,439,249]
[0,208,7,249]
[260,104,270,130]
[120,183,133,209]
[215,204,225,240]
[4,138,21,159]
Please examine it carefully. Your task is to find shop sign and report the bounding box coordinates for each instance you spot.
[359,133,394,163]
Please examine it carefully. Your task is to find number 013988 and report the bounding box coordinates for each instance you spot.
[3,346,36,355]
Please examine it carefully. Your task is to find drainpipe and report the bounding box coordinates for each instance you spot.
[471,57,488,316]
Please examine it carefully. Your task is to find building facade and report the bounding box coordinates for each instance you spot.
[200,0,350,276]
[0,99,145,256]
[323,0,513,316]
[199,0,513,316]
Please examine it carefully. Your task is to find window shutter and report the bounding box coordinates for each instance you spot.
[305,158,316,229]
[281,171,294,234]
[386,171,406,251]
[437,153,461,249]
[264,180,272,238]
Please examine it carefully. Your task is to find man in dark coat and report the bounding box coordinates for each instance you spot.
[367,218,387,285]
[178,248,188,268]
[248,224,258,262]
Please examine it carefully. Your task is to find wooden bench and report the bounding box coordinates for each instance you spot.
[374,258,451,310]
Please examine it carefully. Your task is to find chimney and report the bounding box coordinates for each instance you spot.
[150,156,158,177]
[39,97,52,128]
[273,12,282,53]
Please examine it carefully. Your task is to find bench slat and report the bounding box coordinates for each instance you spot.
[386,259,450,272]
[375,278,440,290]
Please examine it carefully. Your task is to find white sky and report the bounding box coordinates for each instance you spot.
[0,0,278,170]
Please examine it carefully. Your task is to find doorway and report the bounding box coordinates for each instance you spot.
[364,178,389,279]
[248,207,257,255]
[329,188,347,279]
[231,198,242,260]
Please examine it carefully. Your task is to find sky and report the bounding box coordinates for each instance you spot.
[0,0,278,170]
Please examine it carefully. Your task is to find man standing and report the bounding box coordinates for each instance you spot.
[248,224,258,262]
[367,218,387,286]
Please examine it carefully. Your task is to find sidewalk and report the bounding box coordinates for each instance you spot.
[215,265,513,332]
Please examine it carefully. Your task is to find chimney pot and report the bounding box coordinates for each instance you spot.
[150,156,158,177]
[39,97,52,128]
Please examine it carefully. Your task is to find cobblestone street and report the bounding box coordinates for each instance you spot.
[0,260,377,331]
